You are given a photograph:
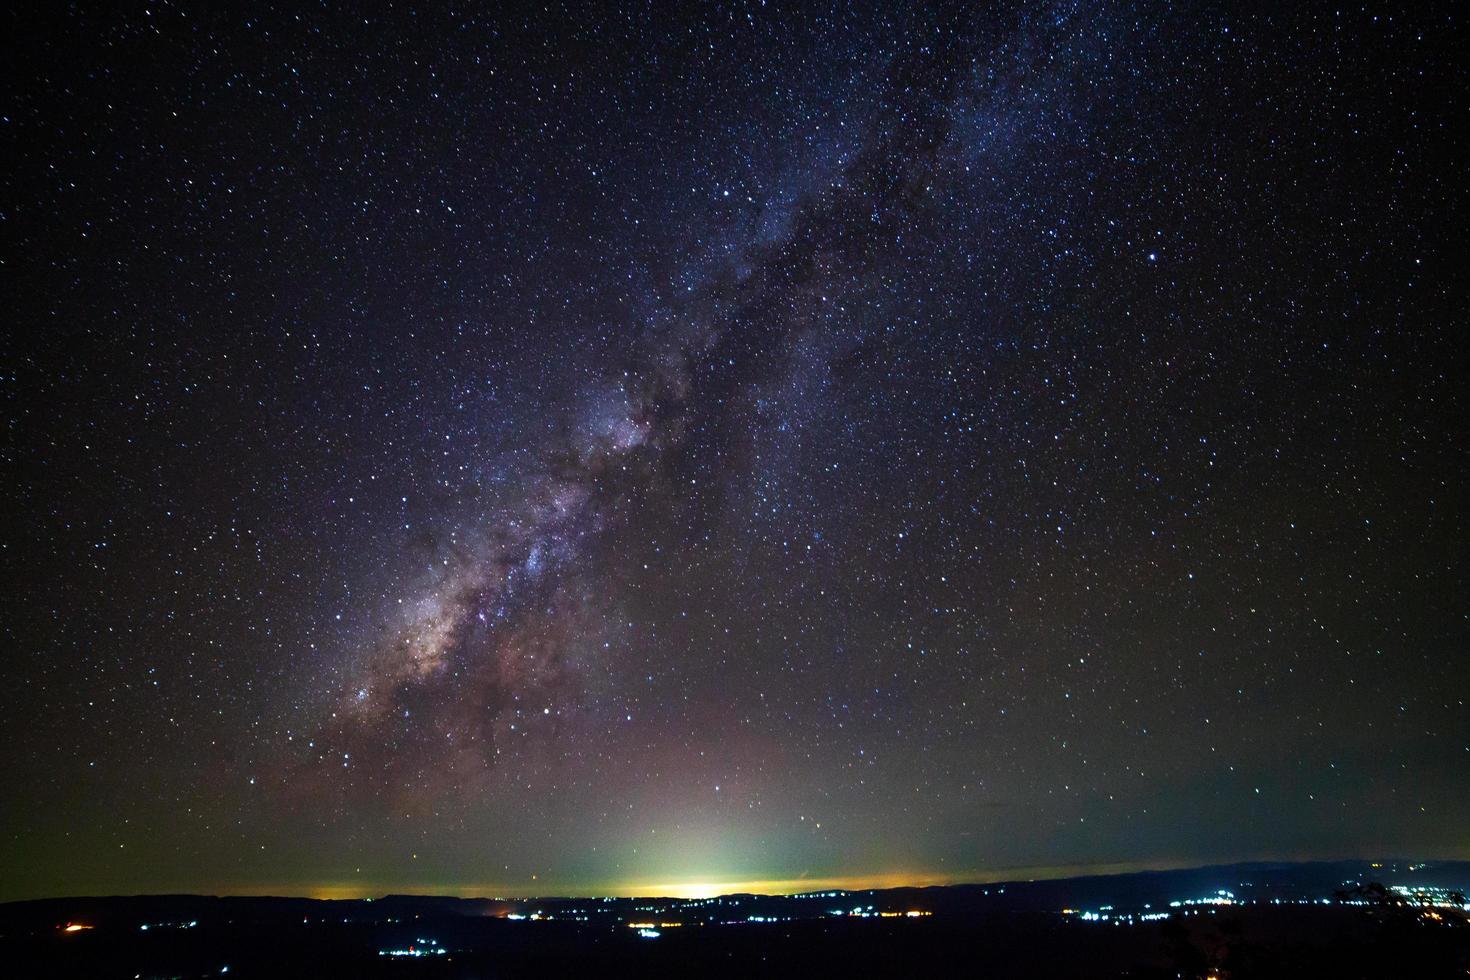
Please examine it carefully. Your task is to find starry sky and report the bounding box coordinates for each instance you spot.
[2,1,1465,903]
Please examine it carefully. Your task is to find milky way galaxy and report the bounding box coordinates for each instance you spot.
[323,15,1037,798]
[3,2,1465,901]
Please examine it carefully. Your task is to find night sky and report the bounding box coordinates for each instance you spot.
[2,2,1465,903]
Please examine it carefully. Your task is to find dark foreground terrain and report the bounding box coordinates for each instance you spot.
[4,861,1467,979]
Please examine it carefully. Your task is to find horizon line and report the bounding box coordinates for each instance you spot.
[9,852,1467,905]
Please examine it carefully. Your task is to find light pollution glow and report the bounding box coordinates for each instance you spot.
[211,859,1270,902]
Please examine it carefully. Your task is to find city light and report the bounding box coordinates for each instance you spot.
[378,938,447,958]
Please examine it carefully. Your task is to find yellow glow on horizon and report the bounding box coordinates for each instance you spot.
[192,853,1393,902]
[220,872,971,901]
[617,871,969,898]
[303,884,383,901]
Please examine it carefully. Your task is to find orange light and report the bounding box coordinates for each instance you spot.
[62,923,92,933]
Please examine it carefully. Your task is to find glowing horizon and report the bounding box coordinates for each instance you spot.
[186,853,1435,903]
